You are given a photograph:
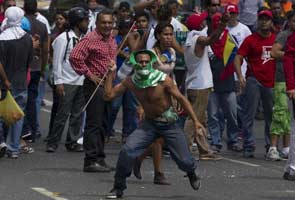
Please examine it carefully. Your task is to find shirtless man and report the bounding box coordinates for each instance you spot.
[104,49,206,199]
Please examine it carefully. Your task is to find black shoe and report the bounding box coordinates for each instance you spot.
[133,158,142,180]
[211,144,222,153]
[46,145,57,153]
[22,133,33,143]
[65,143,83,152]
[98,160,115,171]
[35,132,42,140]
[187,172,201,190]
[227,144,243,152]
[0,145,7,158]
[106,188,123,199]
[83,162,111,173]
[283,172,295,181]
[154,172,170,185]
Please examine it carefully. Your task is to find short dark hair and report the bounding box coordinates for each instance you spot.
[135,50,151,61]
[55,10,68,20]
[207,0,220,6]
[23,0,37,15]
[135,11,149,21]
[270,0,281,4]
[96,8,113,23]
[119,1,130,10]
[167,0,179,6]
[154,21,174,40]
[157,4,172,21]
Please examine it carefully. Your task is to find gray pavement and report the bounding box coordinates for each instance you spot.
[0,90,295,200]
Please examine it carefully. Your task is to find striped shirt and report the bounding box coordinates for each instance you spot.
[69,30,117,79]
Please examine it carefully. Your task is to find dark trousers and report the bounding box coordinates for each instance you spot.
[22,71,41,139]
[47,84,84,146]
[83,79,110,165]
[46,86,59,140]
[114,119,197,190]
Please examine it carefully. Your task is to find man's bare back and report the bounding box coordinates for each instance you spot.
[123,76,172,119]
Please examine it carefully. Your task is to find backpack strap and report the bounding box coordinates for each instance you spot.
[63,31,71,61]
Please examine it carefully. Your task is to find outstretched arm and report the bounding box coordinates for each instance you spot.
[164,77,206,135]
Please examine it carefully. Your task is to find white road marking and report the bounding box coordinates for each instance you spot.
[223,158,260,167]
[41,108,51,113]
[271,190,295,194]
[43,99,53,106]
[31,187,68,200]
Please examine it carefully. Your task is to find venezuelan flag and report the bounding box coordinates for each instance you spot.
[223,34,238,67]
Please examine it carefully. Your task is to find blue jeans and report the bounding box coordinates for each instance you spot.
[36,72,48,134]
[108,89,138,137]
[22,71,41,139]
[207,91,240,147]
[113,119,197,190]
[3,89,27,154]
[236,81,247,129]
[242,77,273,150]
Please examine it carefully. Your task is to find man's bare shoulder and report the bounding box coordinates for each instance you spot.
[162,76,174,87]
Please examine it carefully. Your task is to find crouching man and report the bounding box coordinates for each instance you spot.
[103,49,206,199]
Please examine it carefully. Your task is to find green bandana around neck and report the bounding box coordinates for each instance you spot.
[129,49,166,88]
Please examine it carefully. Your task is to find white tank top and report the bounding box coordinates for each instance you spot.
[184,29,213,90]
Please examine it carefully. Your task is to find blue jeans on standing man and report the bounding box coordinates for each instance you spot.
[108,86,138,138]
[4,89,27,155]
[242,77,273,151]
[207,91,240,148]
[22,71,41,141]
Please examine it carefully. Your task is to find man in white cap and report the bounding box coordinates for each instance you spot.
[0,6,33,159]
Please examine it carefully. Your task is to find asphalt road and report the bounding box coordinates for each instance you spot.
[0,88,295,200]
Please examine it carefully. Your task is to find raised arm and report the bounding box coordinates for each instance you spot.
[133,0,157,11]
[194,14,229,57]
[103,63,127,101]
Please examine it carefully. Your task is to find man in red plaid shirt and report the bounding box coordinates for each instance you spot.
[70,9,117,172]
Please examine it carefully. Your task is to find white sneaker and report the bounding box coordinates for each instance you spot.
[281,147,289,159]
[266,148,281,161]
[77,137,83,145]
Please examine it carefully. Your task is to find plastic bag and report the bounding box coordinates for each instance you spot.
[0,91,25,126]
[117,60,133,80]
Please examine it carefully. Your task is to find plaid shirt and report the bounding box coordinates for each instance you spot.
[70,30,117,79]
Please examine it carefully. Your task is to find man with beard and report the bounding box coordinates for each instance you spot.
[104,49,206,199]
[46,7,89,152]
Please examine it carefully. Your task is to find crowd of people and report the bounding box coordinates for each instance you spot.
[0,0,295,198]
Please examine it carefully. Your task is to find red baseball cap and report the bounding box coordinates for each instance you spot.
[225,4,239,13]
[186,12,208,31]
[258,9,273,19]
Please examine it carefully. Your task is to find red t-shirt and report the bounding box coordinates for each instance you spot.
[238,32,276,88]
[283,32,295,91]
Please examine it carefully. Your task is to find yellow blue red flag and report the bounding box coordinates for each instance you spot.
[223,34,238,66]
